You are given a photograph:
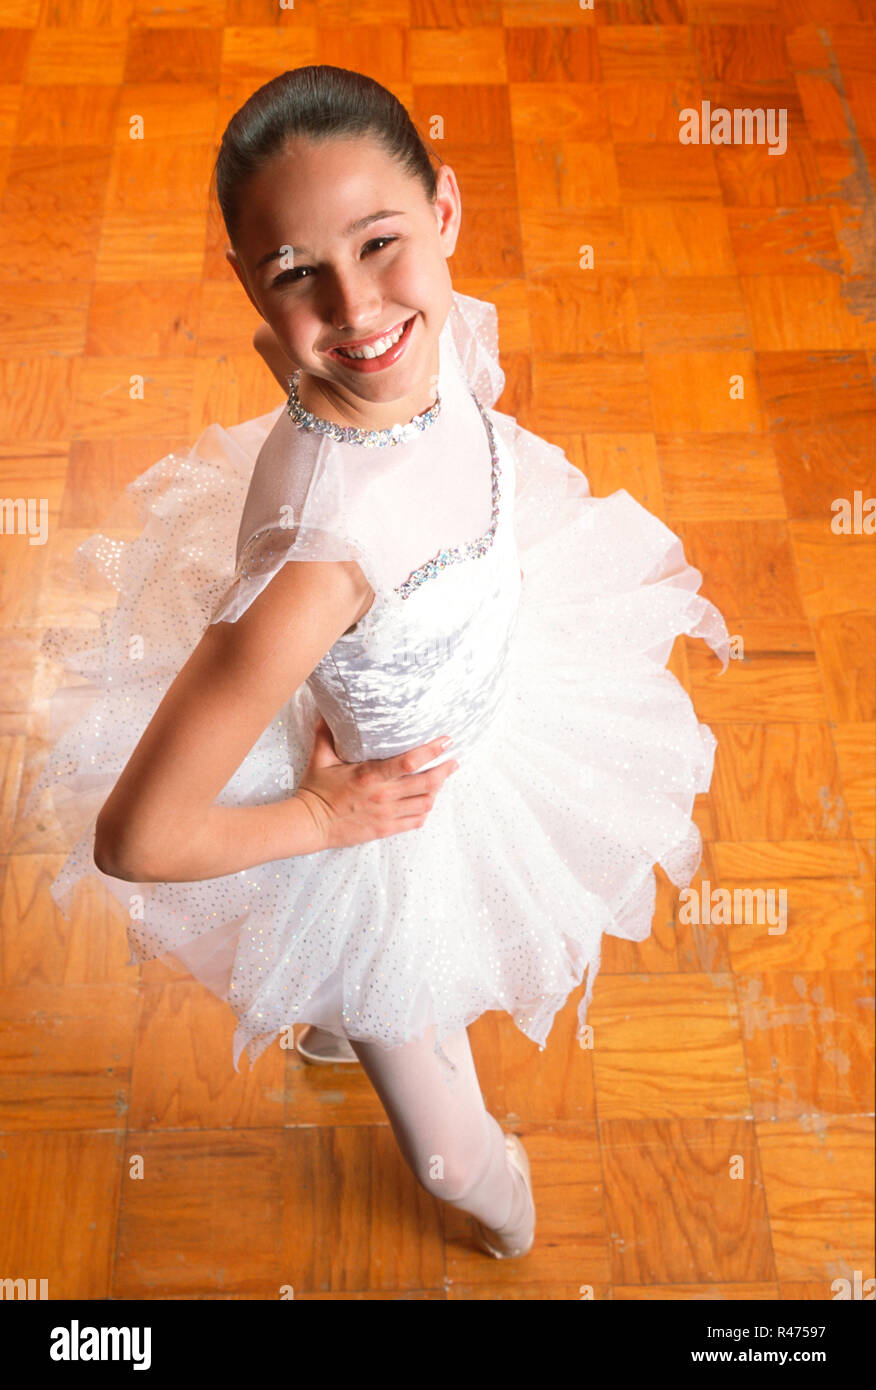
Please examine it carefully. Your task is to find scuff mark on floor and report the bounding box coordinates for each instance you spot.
[818,786,846,835]
[797,30,876,329]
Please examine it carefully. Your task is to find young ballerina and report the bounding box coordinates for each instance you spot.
[28,65,730,1261]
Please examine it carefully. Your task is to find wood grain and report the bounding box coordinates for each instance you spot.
[1,0,872,1301]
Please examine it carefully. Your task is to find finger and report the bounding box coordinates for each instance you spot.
[308,716,339,765]
[385,735,453,777]
[388,792,435,817]
[387,811,433,834]
[387,760,459,799]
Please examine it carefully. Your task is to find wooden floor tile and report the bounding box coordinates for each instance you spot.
[589,974,750,1120]
[813,613,875,723]
[2,0,871,1303]
[94,211,207,281]
[16,83,119,145]
[757,1117,874,1284]
[27,29,127,85]
[597,24,697,81]
[635,275,751,352]
[832,723,876,840]
[221,25,318,82]
[469,999,596,1126]
[0,854,136,985]
[580,430,665,512]
[0,283,90,355]
[624,202,736,275]
[114,1128,285,1297]
[279,1125,445,1294]
[771,419,874,521]
[104,140,214,215]
[123,27,222,86]
[600,1118,776,1285]
[0,983,139,1131]
[791,521,874,621]
[526,275,640,354]
[645,349,764,433]
[660,433,787,521]
[726,879,873,974]
[129,980,286,1131]
[709,724,850,841]
[411,25,507,83]
[279,1027,390,1128]
[715,138,822,207]
[737,970,875,1121]
[0,1130,123,1299]
[87,281,201,358]
[728,205,843,274]
[445,1126,607,1287]
[758,350,874,429]
[509,79,607,142]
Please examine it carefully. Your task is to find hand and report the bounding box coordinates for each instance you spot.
[294,715,459,851]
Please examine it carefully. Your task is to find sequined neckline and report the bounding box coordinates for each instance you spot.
[286,369,441,448]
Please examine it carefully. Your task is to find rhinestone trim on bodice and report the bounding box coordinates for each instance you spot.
[393,393,501,600]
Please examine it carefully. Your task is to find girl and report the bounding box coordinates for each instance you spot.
[28,65,730,1261]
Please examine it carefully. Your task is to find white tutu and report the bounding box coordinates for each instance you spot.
[25,291,730,1072]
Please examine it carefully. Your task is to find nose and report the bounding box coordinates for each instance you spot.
[322,263,382,336]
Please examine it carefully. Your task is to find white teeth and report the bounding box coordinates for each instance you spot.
[337,320,408,359]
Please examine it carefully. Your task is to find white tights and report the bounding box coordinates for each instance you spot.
[343,1024,531,1234]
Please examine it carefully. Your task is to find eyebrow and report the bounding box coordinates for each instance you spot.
[255,209,408,269]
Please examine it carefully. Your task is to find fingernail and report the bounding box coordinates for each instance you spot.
[440,736,453,748]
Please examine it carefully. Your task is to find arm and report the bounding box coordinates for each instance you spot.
[253,323,296,392]
[93,557,373,883]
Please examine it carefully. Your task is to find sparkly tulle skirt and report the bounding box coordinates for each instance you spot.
[25,404,729,1072]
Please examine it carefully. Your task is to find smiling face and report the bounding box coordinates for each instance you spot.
[225,134,462,432]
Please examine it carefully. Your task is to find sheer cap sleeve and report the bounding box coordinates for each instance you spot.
[209,427,378,624]
[443,290,505,409]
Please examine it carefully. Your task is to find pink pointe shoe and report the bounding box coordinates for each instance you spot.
[295,1025,360,1066]
[471,1132,536,1259]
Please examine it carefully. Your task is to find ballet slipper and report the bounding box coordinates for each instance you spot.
[471,1132,535,1259]
[296,1024,360,1066]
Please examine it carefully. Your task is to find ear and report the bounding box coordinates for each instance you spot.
[432,164,462,260]
[226,247,261,315]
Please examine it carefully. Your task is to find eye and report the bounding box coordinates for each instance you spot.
[270,236,399,287]
[271,264,309,287]
[362,235,398,254]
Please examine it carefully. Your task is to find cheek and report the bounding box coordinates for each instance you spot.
[271,305,316,354]
[388,246,440,301]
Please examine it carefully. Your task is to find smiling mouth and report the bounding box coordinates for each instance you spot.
[329,316,414,361]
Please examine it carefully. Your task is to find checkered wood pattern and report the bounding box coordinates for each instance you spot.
[0,0,873,1300]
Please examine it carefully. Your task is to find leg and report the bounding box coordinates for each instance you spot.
[348,1024,532,1237]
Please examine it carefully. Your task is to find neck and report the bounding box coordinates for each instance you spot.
[296,358,439,434]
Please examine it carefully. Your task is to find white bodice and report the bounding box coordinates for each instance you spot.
[306,418,521,770]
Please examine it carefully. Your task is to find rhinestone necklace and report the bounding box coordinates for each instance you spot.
[286,369,441,447]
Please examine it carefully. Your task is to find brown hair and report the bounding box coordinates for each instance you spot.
[213,65,443,245]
